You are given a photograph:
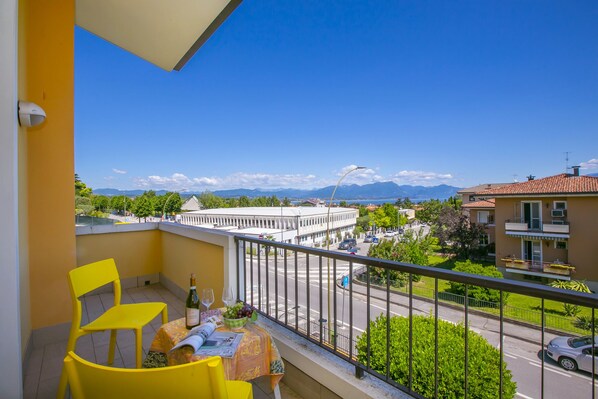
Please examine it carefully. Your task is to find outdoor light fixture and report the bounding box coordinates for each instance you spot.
[325,165,366,341]
[18,101,46,127]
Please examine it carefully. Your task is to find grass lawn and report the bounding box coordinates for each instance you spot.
[401,254,593,334]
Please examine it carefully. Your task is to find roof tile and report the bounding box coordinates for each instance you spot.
[482,174,598,196]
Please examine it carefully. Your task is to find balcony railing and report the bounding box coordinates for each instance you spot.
[505,218,570,235]
[235,235,598,399]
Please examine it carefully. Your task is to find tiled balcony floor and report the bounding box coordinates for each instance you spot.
[25,283,301,399]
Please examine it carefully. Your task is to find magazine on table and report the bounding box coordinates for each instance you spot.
[170,321,243,358]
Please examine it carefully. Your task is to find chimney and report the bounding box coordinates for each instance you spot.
[572,165,580,176]
[527,175,535,181]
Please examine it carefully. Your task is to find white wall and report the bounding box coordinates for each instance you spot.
[0,0,24,397]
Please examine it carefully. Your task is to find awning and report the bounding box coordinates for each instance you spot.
[506,231,569,240]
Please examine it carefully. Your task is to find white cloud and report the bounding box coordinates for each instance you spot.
[390,170,454,186]
[580,159,598,170]
[131,167,454,191]
[133,172,319,191]
[112,168,127,174]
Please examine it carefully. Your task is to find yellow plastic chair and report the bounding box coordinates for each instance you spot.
[64,351,253,399]
[57,258,168,398]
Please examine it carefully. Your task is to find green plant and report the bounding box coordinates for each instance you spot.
[356,315,517,399]
[446,261,507,305]
[574,315,598,331]
[549,280,591,317]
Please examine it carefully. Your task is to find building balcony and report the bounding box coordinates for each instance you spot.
[504,218,570,239]
[29,223,598,399]
[501,258,574,280]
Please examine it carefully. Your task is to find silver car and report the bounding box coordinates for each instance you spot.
[546,335,598,372]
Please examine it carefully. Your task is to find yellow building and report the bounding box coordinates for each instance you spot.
[484,168,598,288]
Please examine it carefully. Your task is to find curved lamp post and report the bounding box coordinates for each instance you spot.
[162,192,177,221]
[325,166,366,341]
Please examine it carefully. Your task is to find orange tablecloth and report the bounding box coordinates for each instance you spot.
[150,315,284,389]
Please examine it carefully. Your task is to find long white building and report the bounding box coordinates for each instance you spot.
[179,206,358,246]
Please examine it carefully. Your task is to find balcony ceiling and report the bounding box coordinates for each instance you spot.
[76,0,242,71]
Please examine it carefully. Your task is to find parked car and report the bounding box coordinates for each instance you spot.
[546,335,598,372]
[398,228,404,234]
[364,235,374,243]
[371,237,379,244]
[338,238,357,250]
[384,230,396,237]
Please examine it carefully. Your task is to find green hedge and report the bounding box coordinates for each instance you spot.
[446,261,507,304]
[356,315,516,399]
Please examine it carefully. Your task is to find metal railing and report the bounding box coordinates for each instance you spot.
[234,235,598,399]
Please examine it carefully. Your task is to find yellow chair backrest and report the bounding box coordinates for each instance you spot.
[68,258,120,299]
[64,351,230,399]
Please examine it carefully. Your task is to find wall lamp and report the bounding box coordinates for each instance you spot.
[18,101,46,127]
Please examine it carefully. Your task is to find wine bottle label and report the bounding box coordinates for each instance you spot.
[186,307,199,326]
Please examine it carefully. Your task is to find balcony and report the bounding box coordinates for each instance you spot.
[501,258,574,279]
[504,218,570,238]
[30,223,598,399]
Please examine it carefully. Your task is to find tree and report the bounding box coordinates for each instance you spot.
[356,315,517,399]
[156,192,182,216]
[366,230,432,285]
[370,203,397,230]
[199,192,225,209]
[446,261,507,304]
[416,199,443,224]
[434,206,485,259]
[74,174,92,197]
[549,280,591,317]
[133,195,154,222]
[92,195,110,212]
[110,195,133,215]
[238,196,251,207]
[282,197,291,207]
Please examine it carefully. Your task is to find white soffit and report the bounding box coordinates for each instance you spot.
[76,0,242,71]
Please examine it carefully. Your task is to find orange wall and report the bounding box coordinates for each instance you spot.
[568,197,598,281]
[76,230,162,278]
[25,0,76,329]
[161,231,225,308]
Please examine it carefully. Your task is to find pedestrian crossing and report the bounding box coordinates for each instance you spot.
[245,256,358,284]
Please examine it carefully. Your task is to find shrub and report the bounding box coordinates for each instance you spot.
[446,261,507,305]
[356,315,517,399]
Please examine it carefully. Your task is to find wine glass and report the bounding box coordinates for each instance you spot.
[201,288,214,313]
[222,287,235,307]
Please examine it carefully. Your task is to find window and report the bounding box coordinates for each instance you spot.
[554,201,567,210]
[477,211,489,224]
[479,234,489,246]
[555,241,568,250]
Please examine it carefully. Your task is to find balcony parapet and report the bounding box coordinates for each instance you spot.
[504,218,570,237]
[501,257,574,278]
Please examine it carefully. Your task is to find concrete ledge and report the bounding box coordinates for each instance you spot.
[76,222,159,235]
[257,317,410,399]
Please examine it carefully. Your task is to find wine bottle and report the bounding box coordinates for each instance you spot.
[185,273,200,329]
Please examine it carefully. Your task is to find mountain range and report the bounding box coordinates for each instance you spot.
[94,181,462,202]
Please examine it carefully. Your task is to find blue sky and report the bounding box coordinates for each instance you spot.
[75,1,598,192]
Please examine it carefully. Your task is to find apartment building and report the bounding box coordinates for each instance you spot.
[482,168,598,288]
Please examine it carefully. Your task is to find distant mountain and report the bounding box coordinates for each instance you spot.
[588,173,598,177]
[95,182,462,202]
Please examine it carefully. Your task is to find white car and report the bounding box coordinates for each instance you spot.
[384,230,396,237]
[546,335,598,373]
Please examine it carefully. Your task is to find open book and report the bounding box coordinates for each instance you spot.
[171,322,244,358]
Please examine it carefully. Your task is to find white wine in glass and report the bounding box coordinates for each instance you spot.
[201,288,214,313]
[222,287,235,307]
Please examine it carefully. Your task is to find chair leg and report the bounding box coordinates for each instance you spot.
[161,306,168,325]
[108,329,117,365]
[57,330,80,399]
[135,328,143,368]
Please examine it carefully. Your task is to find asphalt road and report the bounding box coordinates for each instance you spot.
[244,234,597,399]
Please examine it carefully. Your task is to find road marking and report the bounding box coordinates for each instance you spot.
[528,361,571,377]
[516,393,534,399]
[504,353,518,359]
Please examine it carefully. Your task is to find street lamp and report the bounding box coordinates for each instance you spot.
[325,165,366,341]
[162,192,177,221]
